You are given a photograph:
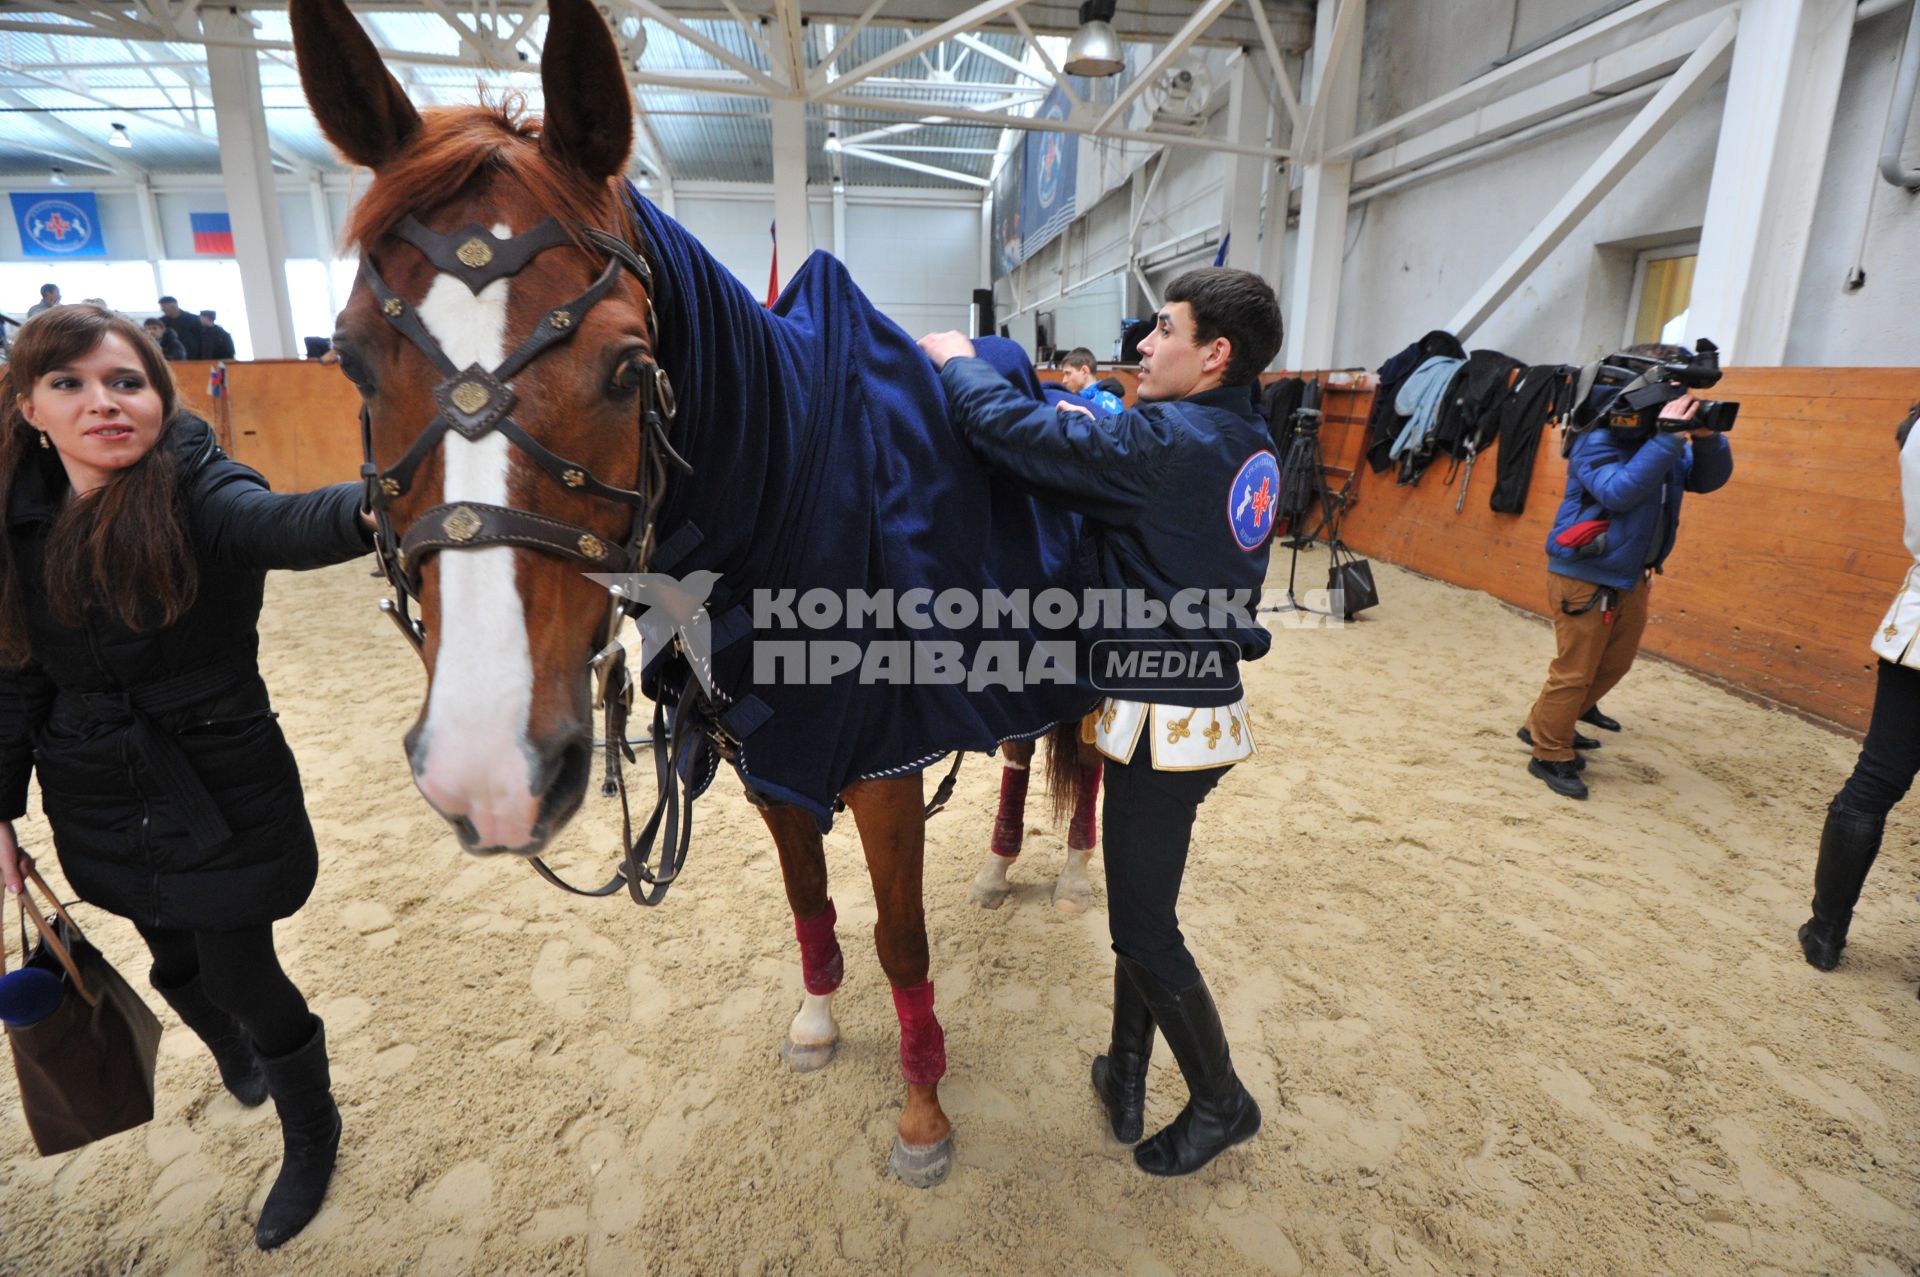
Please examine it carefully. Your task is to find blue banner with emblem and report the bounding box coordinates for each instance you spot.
[1018,88,1076,261]
[11,192,105,258]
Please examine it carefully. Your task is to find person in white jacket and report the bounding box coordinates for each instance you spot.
[1799,405,1920,986]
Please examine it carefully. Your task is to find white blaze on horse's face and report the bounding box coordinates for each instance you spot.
[408,224,543,852]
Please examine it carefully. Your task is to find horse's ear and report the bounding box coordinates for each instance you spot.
[291,0,421,170]
[539,0,634,183]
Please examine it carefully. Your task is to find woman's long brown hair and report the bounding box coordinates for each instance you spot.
[0,305,198,666]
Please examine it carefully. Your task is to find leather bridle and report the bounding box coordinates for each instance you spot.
[355,207,705,906]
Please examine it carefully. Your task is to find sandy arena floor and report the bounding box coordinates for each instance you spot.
[2,552,1916,1276]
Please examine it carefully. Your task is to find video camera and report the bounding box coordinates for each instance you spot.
[1583,339,1739,436]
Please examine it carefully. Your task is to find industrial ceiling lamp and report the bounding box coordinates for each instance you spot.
[823,130,842,153]
[1063,0,1124,77]
[48,164,67,186]
[108,121,132,148]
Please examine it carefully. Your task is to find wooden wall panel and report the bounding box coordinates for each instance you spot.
[170,359,363,492]
[1285,367,1919,733]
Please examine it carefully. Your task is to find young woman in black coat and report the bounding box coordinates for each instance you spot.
[0,305,371,1249]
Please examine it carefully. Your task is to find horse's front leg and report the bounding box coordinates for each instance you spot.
[843,774,953,1188]
[756,795,843,1072]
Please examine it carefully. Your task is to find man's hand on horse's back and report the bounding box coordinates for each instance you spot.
[918,331,975,370]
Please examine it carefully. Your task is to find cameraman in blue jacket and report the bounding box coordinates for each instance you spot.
[1521,342,1734,799]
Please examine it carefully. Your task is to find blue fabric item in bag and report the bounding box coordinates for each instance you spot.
[622,187,1097,827]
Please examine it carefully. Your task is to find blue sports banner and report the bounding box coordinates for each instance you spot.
[1018,88,1076,261]
[11,191,105,258]
[990,143,1024,278]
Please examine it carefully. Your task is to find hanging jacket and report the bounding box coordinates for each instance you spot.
[1490,365,1575,515]
[1434,349,1525,460]
[1545,424,1734,591]
[1388,355,1468,464]
[1364,330,1465,474]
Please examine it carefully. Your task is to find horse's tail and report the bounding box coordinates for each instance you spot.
[1044,719,1086,827]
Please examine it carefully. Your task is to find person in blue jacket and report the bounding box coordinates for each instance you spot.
[920,266,1282,1178]
[1058,347,1125,417]
[1521,342,1734,799]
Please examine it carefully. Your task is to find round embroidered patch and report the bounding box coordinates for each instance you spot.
[1227,451,1281,551]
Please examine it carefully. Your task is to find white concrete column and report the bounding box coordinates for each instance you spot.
[308,175,339,320]
[1688,0,1856,365]
[832,184,848,260]
[1219,53,1271,274]
[1284,0,1364,371]
[201,6,296,359]
[134,177,165,309]
[770,97,810,292]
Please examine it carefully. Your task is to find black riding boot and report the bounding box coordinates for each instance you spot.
[1119,956,1260,1177]
[1799,801,1887,972]
[255,1017,342,1251]
[151,972,268,1106]
[1091,958,1154,1143]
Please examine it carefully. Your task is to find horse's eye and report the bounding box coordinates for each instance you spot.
[609,354,649,396]
[333,345,375,392]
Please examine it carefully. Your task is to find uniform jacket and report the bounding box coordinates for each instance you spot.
[1870,414,1920,668]
[0,415,369,929]
[939,358,1275,706]
[1546,425,1733,591]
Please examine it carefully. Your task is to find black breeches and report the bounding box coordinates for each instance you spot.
[1836,660,1920,818]
[135,921,312,1057]
[1100,746,1229,991]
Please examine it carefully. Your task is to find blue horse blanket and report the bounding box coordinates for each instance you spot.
[623,187,1097,826]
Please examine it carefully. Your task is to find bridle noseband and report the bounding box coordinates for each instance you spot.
[356,209,702,906]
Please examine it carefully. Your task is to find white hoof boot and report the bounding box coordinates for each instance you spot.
[970,855,1014,910]
[1052,848,1093,915]
[779,992,839,1073]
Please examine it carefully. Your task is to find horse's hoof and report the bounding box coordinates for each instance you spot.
[969,883,1012,910]
[779,1036,838,1072]
[888,1134,953,1188]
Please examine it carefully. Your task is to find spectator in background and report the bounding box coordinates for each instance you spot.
[144,316,188,362]
[1059,347,1125,417]
[199,310,237,361]
[157,296,205,360]
[26,284,60,318]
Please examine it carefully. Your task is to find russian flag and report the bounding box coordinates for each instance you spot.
[191,211,233,255]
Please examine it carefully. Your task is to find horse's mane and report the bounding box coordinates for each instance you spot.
[342,98,616,252]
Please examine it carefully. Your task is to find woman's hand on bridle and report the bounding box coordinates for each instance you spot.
[0,821,30,896]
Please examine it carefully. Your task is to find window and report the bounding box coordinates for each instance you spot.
[1626,245,1697,348]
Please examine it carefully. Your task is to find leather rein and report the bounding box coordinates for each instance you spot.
[356,207,709,907]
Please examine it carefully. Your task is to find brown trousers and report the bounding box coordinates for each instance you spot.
[1524,571,1651,762]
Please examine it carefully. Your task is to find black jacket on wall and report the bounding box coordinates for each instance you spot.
[0,415,369,929]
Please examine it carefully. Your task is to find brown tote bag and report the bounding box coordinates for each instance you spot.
[4,865,162,1155]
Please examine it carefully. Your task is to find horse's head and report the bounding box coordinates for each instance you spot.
[294,0,665,854]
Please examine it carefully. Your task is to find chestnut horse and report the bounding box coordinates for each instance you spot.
[291,0,1088,1187]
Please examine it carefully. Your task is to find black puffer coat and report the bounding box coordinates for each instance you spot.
[0,415,369,930]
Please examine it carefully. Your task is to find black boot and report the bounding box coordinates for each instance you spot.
[1799,801,1886,972]
[1119,957,1260,1177]
[255,1017,342,1251]
[1580,705,1622,732]
[1091,958,1153,1143]
[151,972,268,1106]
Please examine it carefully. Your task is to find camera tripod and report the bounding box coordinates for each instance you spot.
[1264,392,1358,617]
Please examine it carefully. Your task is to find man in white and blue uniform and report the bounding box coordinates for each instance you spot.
[920,267,1282,1179]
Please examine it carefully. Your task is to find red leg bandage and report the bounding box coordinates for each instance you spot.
[1068,761,1102,851]
[890,980,947,1086]
[990,764,1029,859]
[794,900,844,996]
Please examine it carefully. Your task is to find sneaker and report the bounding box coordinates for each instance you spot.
[1528,757,1589,800]
[1579,705,1622,732]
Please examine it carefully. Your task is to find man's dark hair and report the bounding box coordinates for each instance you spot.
[1163,267,1283,386]
[39,284,56,296]
[157,295,177,305]
[1059,347,1097,373]
[142,317,165,329]
[1619,341,1689,362]
[199,310,216,322]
